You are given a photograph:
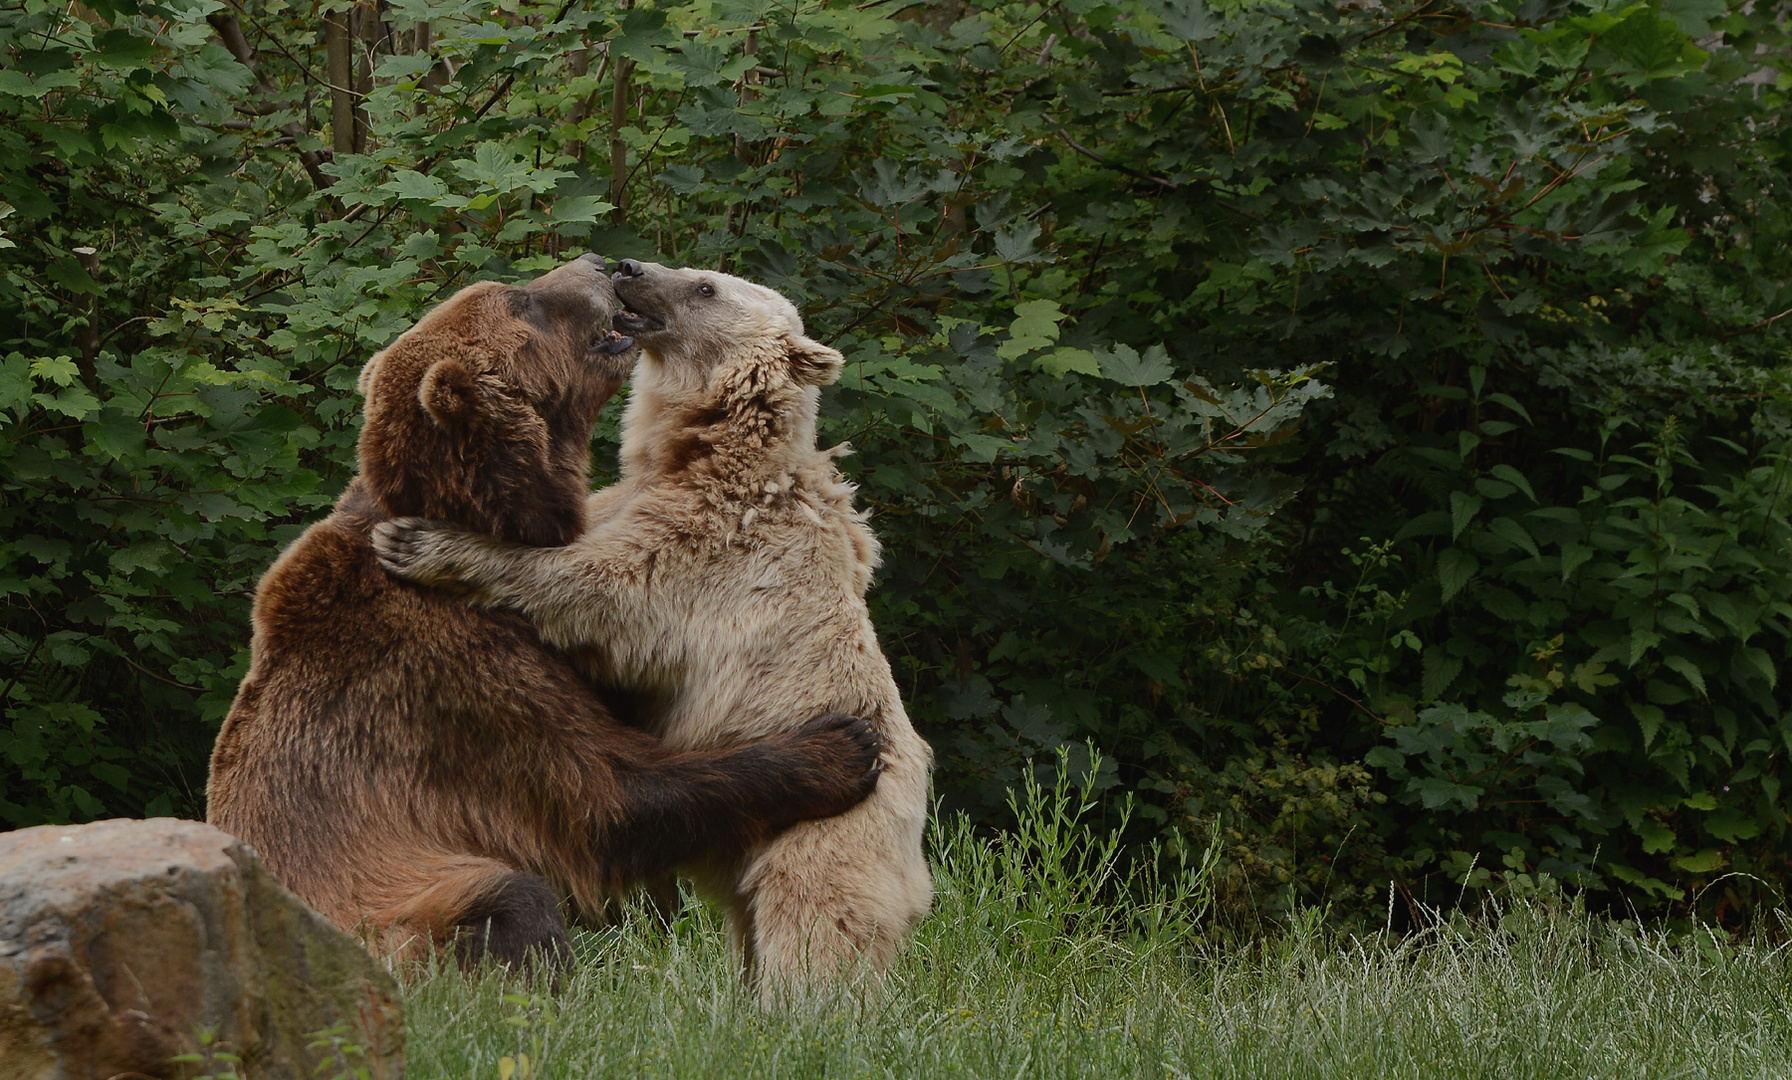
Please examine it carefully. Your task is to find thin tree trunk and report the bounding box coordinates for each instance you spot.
[734,29,758,165]
[71,246,101,386]
[566,45,592,162]
[353,1,379,153]
[609,0,634,227]
[324,10,356,157]
[416,20,452,90]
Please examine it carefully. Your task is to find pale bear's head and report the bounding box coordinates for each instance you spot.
[610,260,843,397]
[355,253,637,545]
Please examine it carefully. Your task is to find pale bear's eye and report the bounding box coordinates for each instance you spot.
[697,283,716,297]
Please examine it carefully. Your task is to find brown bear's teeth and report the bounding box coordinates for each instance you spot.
[588,330,635,356]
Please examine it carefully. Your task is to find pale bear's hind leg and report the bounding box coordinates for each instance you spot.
[737,794,931,1002]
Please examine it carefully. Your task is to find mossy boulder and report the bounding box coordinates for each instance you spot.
[0,818,404,1080]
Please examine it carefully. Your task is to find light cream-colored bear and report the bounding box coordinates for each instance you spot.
[373,259,933,998]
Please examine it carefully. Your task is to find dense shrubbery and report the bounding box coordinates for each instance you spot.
[3,0,1789,921]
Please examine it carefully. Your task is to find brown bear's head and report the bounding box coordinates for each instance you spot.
[355,254,636,546]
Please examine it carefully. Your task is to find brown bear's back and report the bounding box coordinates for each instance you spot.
[208,480,617,926]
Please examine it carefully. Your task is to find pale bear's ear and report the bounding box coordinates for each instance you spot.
[787,334,843,387]
[357,352,384,401]
[419,358,482,430]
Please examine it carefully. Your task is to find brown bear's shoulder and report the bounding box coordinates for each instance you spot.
[248,485,391,653]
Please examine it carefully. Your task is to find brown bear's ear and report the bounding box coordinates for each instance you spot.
[787,334,844,387]
[419,358,482,430]
[356,352,384,401]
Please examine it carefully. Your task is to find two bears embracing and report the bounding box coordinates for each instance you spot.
[206,254,933,1000]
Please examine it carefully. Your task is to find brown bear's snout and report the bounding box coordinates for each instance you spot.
[514,255,637,359]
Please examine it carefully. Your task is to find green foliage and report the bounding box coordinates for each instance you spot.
[167,1026,243,1080]
[402,795,1792,1078]
[4,0,1792,920]
[305,1024,375,1080]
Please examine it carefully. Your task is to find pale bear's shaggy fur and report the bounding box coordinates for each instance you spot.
[374,261,933,998]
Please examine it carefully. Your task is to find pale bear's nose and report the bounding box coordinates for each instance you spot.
[614,259,646,280]
[578,253,609,272]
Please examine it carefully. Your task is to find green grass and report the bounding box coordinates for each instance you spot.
[403,773,1792,1079]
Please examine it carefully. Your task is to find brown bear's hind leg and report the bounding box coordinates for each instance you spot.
[373,853,572,975]
[451,871,574,976]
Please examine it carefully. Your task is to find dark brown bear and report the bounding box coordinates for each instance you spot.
[206,254,883,971]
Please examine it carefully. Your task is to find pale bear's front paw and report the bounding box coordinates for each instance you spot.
[372,517,477,591]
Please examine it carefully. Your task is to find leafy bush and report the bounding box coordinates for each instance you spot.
[3,0,1790,921]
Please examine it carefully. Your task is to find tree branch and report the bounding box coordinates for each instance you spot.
[205,11,335,194]
[1720,306,1792,342]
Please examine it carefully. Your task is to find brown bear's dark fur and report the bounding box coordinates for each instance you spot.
[206,255,883,971]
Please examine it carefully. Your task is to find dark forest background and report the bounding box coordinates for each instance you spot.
[3,0,1791,923]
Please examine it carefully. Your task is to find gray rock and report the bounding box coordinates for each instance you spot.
[0,818,404,1080]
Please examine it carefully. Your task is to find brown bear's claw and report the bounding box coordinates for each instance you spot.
[793,711,885,806]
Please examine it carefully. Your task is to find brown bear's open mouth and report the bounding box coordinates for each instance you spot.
[613,309,665,335]
[589,329,635,356]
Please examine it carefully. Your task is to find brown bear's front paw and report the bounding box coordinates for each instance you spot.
[372,517,470,589]
[785,711,885,820]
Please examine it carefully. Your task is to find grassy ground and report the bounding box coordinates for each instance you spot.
[402,776,1792,1079]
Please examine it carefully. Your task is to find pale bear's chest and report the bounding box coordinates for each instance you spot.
[626,484,871,602]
